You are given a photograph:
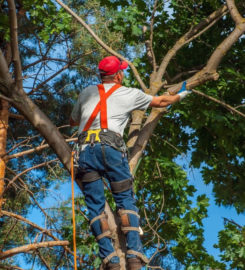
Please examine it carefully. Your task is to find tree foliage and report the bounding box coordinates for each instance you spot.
[0,0,244,269]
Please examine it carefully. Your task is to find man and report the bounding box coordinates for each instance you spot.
[70,56,190,270]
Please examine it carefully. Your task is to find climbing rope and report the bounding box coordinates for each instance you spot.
[71,151,77,270]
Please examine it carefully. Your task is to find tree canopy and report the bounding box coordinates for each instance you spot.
[0,0,244,269]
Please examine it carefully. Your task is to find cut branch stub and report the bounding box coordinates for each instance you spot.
[167,71,219,95]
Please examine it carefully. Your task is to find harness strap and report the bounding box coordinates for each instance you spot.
[98,84,107,129]
[90,212,108,226]
[83,84,121,131]
[78,171,101,183]
[118,209,141,234]
[118,209,140,219]
[121,226,140,233]
[96,230,112,241]
[90,212,112,241]
[127,250,149,264]
[110,178,133,193]
[102,251,118,265]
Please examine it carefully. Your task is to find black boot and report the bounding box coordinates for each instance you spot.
[104,261,121,270]
[127,257,143,270]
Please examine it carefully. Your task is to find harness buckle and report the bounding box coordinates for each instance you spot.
[85,129,101,143]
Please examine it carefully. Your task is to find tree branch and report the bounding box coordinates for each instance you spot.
[0,94,13,103]
[23,57,71,71]
[129,108,165,172]
[169,67,204,83]
[28,56,80,95]
[5,158,59,191]
[55,0,148,92]
[154,4,228,90]
[36,249,52,270]
[0,52,13,92]
[205,29,245,74]
[226,0,244,24]
[192,89,245,119]
[165,5,245,95]
[0,241,69,260]
[145,0,158,71]
[0,49,72,170]
[7,0,23,90]
[127,110,146,149]
[5,167,57,220]
[1,210,63,245]
[8,113,25,120]
[6,138,77,161]
[0,264,25,270]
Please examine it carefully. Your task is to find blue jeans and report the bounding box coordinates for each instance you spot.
[77,143,143,261]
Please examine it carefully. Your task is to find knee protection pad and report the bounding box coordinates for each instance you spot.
[90,212,111,241]
[118,209,140,234]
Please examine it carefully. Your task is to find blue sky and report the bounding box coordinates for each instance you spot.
[21,155,244,268]
[176,154,245,260]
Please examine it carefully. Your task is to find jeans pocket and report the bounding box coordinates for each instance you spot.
[104,145,123,167]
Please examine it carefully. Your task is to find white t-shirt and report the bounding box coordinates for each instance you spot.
[71,83,153,136]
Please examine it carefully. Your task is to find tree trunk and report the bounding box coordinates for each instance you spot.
[0,43,11,217]
[0,99,9,216]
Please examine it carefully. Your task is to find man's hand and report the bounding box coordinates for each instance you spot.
[149,81,192,108]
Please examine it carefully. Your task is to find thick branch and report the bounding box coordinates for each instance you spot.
[0,49,72,171]
[127,110,146,149]
[206,27,245,73]
[155,4,228,88]
[129,108,165,172]
[166,18,245,94]
[0,241,69,260]
[0,52,13,87]
[170,68,203,83]
[55,0,148,92]
[226,0,244,24]
[7,0,23,90]
[167,72,219,94]
[166,16,244,94]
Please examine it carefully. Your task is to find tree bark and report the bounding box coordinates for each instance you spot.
[0,99,9,215]
[0,241,69,260]
[1,0,244,269]
[0,50,71,171]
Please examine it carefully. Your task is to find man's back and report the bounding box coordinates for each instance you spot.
[71,83,152,135]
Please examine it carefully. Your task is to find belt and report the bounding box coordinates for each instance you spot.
[78,129,127,152]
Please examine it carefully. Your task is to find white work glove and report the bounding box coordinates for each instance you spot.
[178,81,192,101]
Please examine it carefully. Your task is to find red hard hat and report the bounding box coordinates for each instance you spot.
[98,56,128,76]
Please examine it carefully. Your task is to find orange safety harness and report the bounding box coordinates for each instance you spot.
[83,84,121,131]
